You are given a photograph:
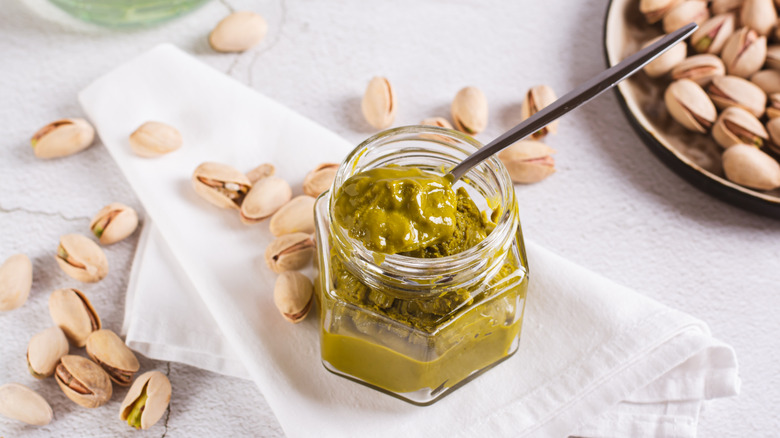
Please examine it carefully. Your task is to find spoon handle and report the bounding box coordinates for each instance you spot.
[447,22,698,182]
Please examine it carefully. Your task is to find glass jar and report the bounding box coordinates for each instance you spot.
[314,126,529,405]
[48,0,211,27]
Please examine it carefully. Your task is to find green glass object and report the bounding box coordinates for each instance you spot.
[48,0,212,27]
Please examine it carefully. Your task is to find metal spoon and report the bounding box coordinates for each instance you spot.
[447,22,698,182]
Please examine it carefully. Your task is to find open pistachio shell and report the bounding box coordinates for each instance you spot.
[521,85,558,139]
[722,144,780,189]
[192,162,252,210]
[86,329,140,386]
[767,93,780,119]
[269,196,316,237]
[671,54,726,86]
[49,288,101,347]
[209,11,268,53]
[640,0,684,23]
[90,202,139,245]
[119,371,171,430]
[497,140,557,184]
[240,176,292,224]
[663,0,710,33]
[721,27,767,78]
[750,69,780,94]
[56,234,108,283]
[361,76,396,129]
[0,253,33,311]
[712,106,769,148]
[27,326,69,379]
[691,13,735,54]
[274,271,314,323]
[129,121,182,157]
[55,355,112,408]
[664,79,718,133]
[741,0,777,36]
[451,86,488,134]
[303,163,339,198]
[246,163,276,184]
[766,45,780,71]
[0,383,53,426]
[765,117,780,153]
[708,75,767,117]
[31,118,95,159]
[643,36,687,77]
[265,233,315,273]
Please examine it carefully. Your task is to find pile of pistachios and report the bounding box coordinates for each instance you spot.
[639,0,780,191]
[360,77,560,184]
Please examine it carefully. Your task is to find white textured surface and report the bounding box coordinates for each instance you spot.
[0,0,777,437]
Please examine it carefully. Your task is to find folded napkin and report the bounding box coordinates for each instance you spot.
[79,44,739,438]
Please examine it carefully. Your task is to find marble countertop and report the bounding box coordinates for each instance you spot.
[1,0,778,436]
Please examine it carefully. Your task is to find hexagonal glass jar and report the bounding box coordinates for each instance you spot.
[313,126,529,405]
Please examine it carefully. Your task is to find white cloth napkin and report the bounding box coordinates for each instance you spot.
[79,44,739,438]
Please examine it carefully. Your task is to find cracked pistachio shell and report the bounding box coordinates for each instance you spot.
[55,355,112,408]
[671,54,726,86]
[521,85,558,139]
[642,36,687,77]
[86,329,140,386]
[0,253,32,311]
[239,176,292,224]
[712,106,769,148]
[741,0,777,36]
[0,383,52,426]
[56,234,108,283]
[274,271,314,323]
[750,69,780,94]
[120,371,171,430]
[708,75,767,117]
[765,117,780,151]
[721,28,767,78]
[269,195,316,236]
[640,0,684,23]
[129,121,182,157]
[452,86,488,135]
[421,117,453,130]
[209,11,268,53]
[49,288,101,347]
[246,163,276,184]
[497,140,557,184]
[90,202,139,245]
[765,45,780,70]
[192,162,252,210]
[27,326,69,379]
[712,0,745,14]
[691,13,736,55]
[664,79,717,133]
[265,232,315,273]
[303,163,339,198]
[663,1,710,33]
[723,144,780,189]
[361,76,396,129]
[767,93,780,119]
[31,118,95,159]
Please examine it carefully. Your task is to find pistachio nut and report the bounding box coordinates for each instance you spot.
[269,195,316,236]
[722,144,780,189]
[712,106,769,148]
[708,75,767,117]
[451,86,489,135]
[640,0,684,23]
[711,0,745,14]
[750,69,780,94]
[31,118,95,159]
[56,234,108,283]
[129,121,182,157]
[767,93,780,118]
[209,11,268,53]
[764,117,780,153]
[246,163,276,184]
[420,117,453,130]
[90,202,139,245]
[274,271,314,323]
[671,54,726,86]
[27,326,69,379]
[239,176,292,224]
[0,253,32,311]
[192,162,252,209]
[497,141,556,184]
[642,36,687,77]
[303,163,339,198]
[361,76,396,129]
[0,383,52,426]
[766,45,780,70]
[691,13,736,54]
[55,355,112,408]
[663,0,710,33]
[741,0,777,36]
[86,329,140,386]
[521,85,558,139]
[49,288,101,347]
[119,371,171,430]
[265,232,315,273]
[721,27,767,78]
[664,79,718,133]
